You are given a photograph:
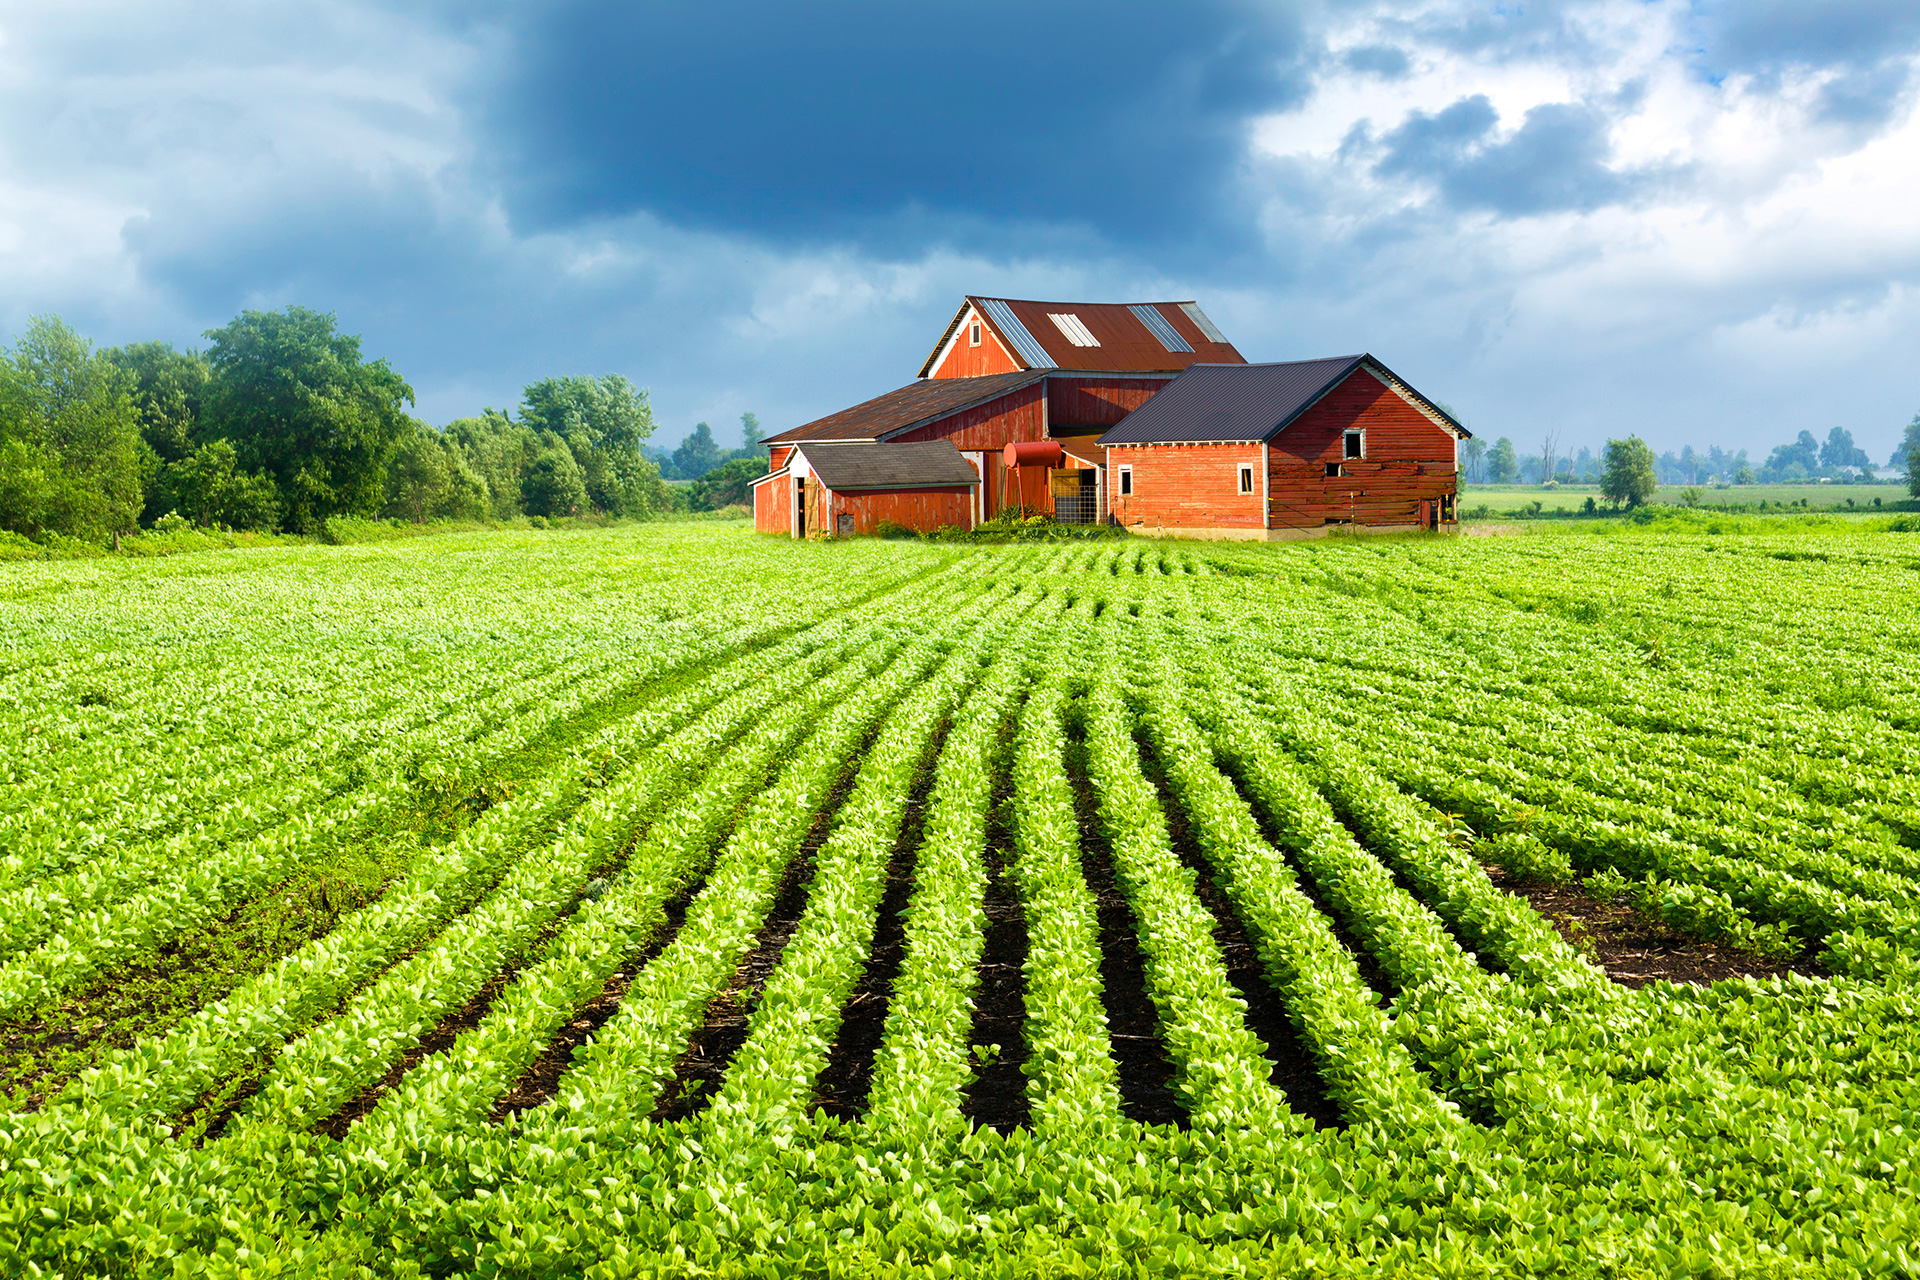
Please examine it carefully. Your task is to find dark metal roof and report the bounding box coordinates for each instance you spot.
[796,440,981,491]
[918,297,1245,376]
[763,371,1043,445]
[1096,355,1471,446]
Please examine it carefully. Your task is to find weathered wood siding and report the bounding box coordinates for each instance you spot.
[1046,376,1171,428]
[753,474,791,535]
[1268,368,1458,530]
[891,383,1045,452]
[1106,441,1265,530]
[768,445,795,472]
[822,487,975,535]
[930,317,1020,378]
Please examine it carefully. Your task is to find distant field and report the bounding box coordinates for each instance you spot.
[1460,481,1910,516]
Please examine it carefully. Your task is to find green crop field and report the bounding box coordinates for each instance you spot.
[4,520,1920,1276]
[1459,481,1908,517]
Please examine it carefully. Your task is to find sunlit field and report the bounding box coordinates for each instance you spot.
[5,521,1919,1276]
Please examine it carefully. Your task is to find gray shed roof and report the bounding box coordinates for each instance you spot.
[1096,355,1469,446]
[797,440,981,491]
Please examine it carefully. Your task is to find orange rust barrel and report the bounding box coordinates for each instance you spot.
[1003,440,1063,469]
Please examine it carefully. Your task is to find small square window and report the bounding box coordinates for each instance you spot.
[1344,430,1363,459]
[969,320,982,347]
[1238,464,1254,494]
[1119,467,1133,496]
[1325,462,1342,477]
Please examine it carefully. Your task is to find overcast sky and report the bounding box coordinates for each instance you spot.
[3,1,1917,459]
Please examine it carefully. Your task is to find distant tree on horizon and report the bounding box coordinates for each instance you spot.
[1602,436,1657,507]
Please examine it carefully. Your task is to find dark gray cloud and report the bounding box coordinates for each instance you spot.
[473,0,1312,256]
[2,0,1918,459]
[1690,0,1920,72]
[1342,44,1411,79]
[1372,95,1662,217]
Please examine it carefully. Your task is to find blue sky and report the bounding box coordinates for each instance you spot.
[3,1,1918,459]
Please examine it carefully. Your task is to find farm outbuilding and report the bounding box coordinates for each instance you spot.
[751,298,1465,539]
[754,297,1243,536]
[1098,356,1470,539]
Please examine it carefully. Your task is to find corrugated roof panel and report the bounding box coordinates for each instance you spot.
[1178,303,1229,345]
[762,370,1045,444]
[1130,304,1194,353]
[1096,357,1365,445]
[1047,313,1100,347]
[979,298,1058,368]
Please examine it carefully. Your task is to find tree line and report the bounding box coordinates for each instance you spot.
[1459,420,1920,493]
[0,308,770,546]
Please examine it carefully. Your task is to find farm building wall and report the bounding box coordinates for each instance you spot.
[1046,376,1172,429]
[1106,441,1266,532]
[891,382,1046,452]
[1268,369,1459,532]
[753,473,791,535]
[769,445,795,472]
[822,487,974,536]
[929,314,1021,379]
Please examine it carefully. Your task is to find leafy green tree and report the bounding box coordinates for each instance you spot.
[672,422,724,479]
[518,375,664,515]
[1488,436,1518,484]
[0,316,145,542]
[101,341,209,466]
[1897,412,1920,498]
[740,410,766,455]
[519,375,654,453]
[688,455,767,510]
[383,425,491,524]
[521,444,588,517]
[445,409,537,520]
[1734,462,1756,485]
[163,440,280,529]
[1761,430,1820,481]
[1601,435,1658,507]
[200,307,414,533]
[1458,437,1486,484]
[1820,426,1870,472]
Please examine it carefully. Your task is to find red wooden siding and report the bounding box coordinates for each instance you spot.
[891,383,1045,451]
[930,317,1020,378]
[821,487,974,535]
[754,473,792,535]
[1106,442,1265,530]
[1046,376,1171,428]
[769,445,795,472]
[1267,369,1458,530]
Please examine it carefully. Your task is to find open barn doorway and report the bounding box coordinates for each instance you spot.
[1052,468,1097,524]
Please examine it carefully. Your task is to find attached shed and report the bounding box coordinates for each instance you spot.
[1099,356,1470,539]
[752,439,980,538]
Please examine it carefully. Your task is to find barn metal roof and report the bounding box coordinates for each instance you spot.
[1096,356,1471,446]
[918,297,1245,376]
[762,371,1044,445]
[796,440,982,491]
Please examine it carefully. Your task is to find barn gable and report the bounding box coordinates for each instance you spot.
[920,297,1245,378]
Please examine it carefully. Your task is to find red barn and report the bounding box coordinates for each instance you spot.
[1097,356,1470,539]
[754,297,1244,535]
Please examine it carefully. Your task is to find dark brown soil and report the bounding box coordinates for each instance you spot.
[810,717,949,1120]
[1134,730,1344,1129]
[961,740,1033,1132]
[1062,725,1187,1130]
[647,727,879,1125]
[1212,753,1396,1003]
[1482,865,1830,987]
[648,843,818,1123]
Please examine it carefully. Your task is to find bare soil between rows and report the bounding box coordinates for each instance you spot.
[1484,865,1830,987]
